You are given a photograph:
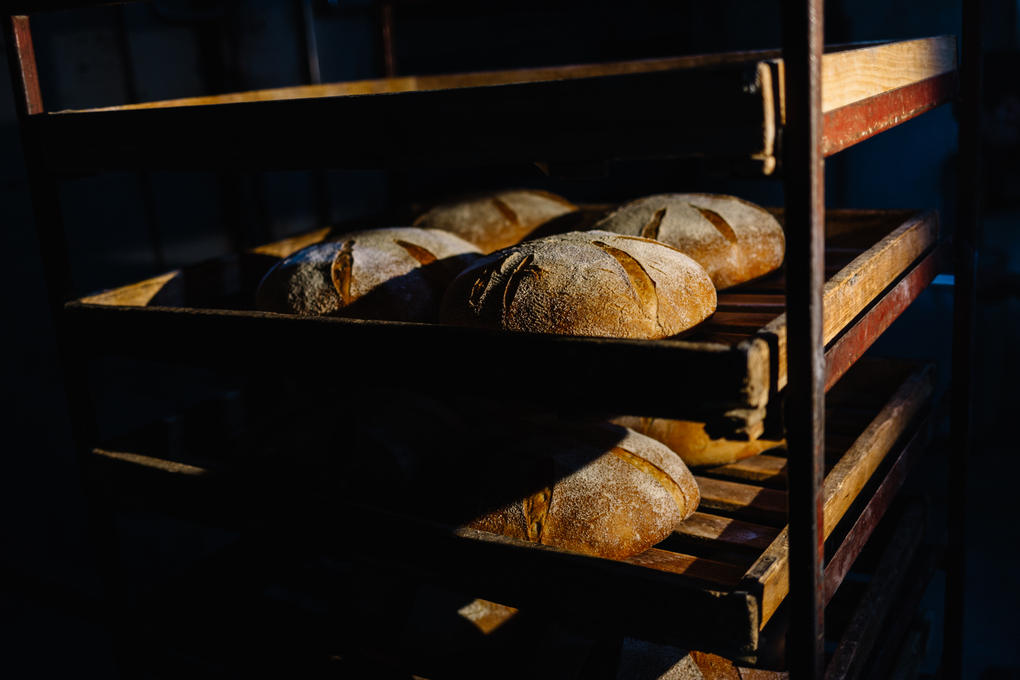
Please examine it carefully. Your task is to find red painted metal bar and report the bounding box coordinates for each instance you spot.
[822,71,959,157]
[824,243,950,392]
[823,393,947,605]
[947,0,983,678]
[781,1,826,678]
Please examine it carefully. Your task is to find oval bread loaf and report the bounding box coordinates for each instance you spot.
[430,422,700,561]
[593,193,785,290]
[439,231,717,339]
[610,415,786,468]
[413,188,578,254]
[255,227,482,322]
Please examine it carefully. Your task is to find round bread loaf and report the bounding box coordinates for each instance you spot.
[439,231,717,339]
[610,415,786,468]
[255,227,482,322]
[413,188,578,254]
[593,193,785,290]
[430,422,700,561]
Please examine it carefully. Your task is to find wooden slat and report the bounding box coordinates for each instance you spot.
[694,477,788,524]
[738,363,935,627]
[42,59,776,173]
[37,39,953,173]
[824,242,949,391]
[310,499,763,659]
[83,49,785,113]
[761,210,938,391]
[66,304,770,432]
[823,394,947,607]
[672,513,781,554]
[623,548,746,588]
[824,504,926,680]
[704,455,788,485]
[814,36,956,113]
[823,71,959,157]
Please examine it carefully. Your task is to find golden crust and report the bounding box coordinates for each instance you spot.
[593,193,786,290]
[440,231,717,339]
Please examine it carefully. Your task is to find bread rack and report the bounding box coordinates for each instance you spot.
[2,2,982,678]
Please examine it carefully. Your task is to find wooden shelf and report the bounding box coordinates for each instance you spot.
[38,37,956,174]
[87,358,940,662]
[65,208,939,438]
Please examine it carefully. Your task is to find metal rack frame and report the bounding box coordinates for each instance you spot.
[2,1,981,677]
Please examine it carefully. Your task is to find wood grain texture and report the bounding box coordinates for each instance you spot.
[824,243,949,391]
[65,301,769,429]
[824,504,926,680]
[694,477,788,524]
[673,513,781,554]
[38,39,952,173]
[705,454,789,485]
[823,392,945,607]
[41,57,774,173]
[815,36,956,113]
[739,363,934,627]
[82,49,784,113]
[761,210,938,391]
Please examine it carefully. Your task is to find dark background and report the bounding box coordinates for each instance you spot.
[2,0,1019,676]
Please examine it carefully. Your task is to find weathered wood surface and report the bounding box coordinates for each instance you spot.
[672,513,781,554]
[823,71,958,157]
[812,36,956,113]
[823,393,947,607]
[823,503,926,680]
[694,477,788,525]
[760,210,938,391]
[65,302,770,429]
[738,363,934,627]
[824,242,949,392]
[39,38,952,173]
[42,58,776,172]
[862,543,943,680]
[704,455,789,486]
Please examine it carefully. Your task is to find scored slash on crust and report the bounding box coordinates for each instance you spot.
[692,206,739,244]
[392,239,438,266]
[591,241,660,331]
[331,240,355,306]
[641,207,667,240]
[490,197,521,227]
[610,446,691,517]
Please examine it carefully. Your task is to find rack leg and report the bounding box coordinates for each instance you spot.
[2,14,140,679]
[947,0,984,678]
[781,1,827,679]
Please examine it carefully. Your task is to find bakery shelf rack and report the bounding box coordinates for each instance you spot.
[2,1,982,679]
[90,357,943,665]
[67,207,943,440]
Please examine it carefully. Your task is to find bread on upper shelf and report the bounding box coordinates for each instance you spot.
[255,227,482,322]
[413,188,578,254]
[593,193,785,290]
[439,230,717,339]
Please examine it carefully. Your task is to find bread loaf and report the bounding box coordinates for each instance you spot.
[593,193,785,290]
[413,188,578,254]
[428,422,699,561]
[255,227,482,322]
[610,415,785,468]
[439,231,717,339]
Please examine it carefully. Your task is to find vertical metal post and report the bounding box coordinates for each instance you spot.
[947,1,983,678]
[782,1,827,679]
[2,14,138,679]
